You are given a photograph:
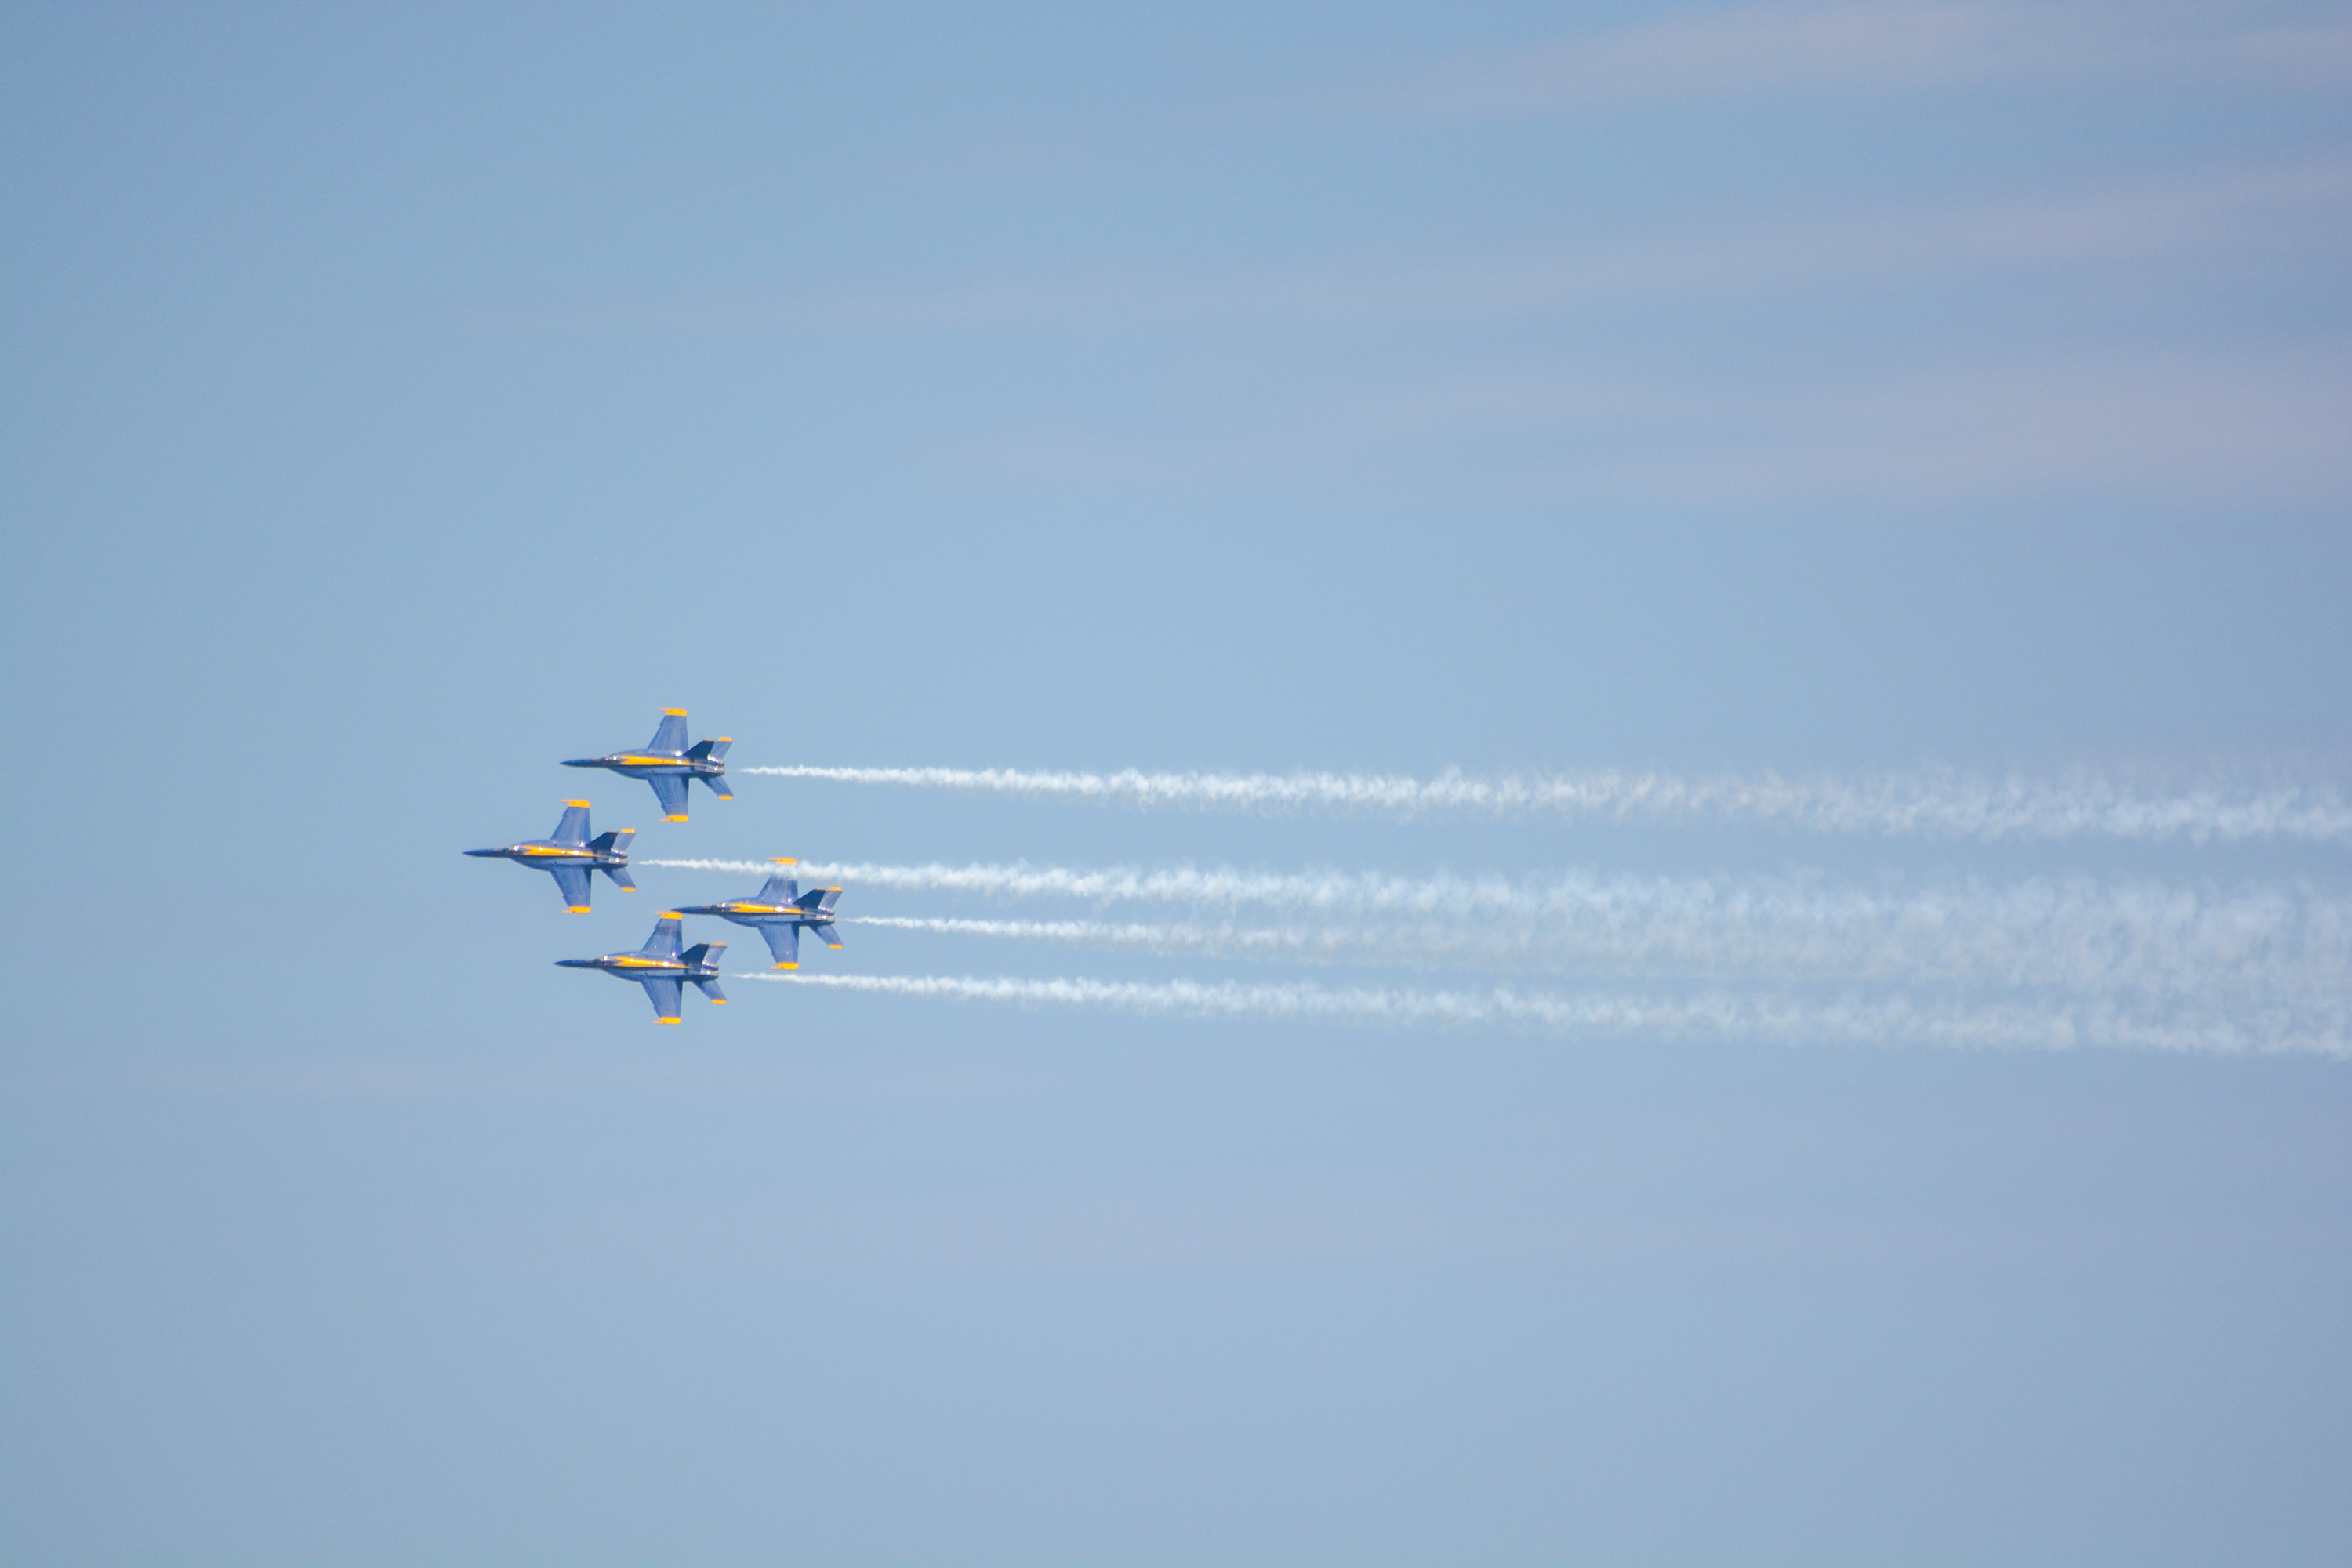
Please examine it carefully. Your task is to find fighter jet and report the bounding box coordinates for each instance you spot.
[465,801,636,912]
[557,913,727,1023]
[563,710,731,821]
[676,858,843,970]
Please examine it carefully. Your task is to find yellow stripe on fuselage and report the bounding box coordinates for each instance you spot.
[608,956,685,969]
[519,846,592,856]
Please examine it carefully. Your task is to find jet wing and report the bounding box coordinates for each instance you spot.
[550,864,593,912]
[650,774,690,820]
[808,922,844,950]
[760,923,800,968]
[641,978,685,1022]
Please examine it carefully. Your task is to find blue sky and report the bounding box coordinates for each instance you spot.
[3,3,2348,1563]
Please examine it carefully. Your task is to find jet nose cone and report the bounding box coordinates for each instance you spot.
[463,848,501,857]
[561,758,600,768]
[554,959,595,968]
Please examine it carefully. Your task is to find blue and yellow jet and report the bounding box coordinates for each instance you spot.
[557,913,728,1023]
[465,801,635,912]
[676,858,844,970]
[564,710,731,821]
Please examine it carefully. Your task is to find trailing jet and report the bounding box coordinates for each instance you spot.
[465,801,635,912]
[557,913,727,1023]
[564,709,732,821]
[676,858,843,970]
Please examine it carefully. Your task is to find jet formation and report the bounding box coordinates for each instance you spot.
[466,710,848,1022]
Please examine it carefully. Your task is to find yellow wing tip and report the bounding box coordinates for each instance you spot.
[564,799,591,807]
[658,911,684,920]
[568,906,592,913]
[772,857,797,865]
[662,707,688,715]
[718,735,733,742]
[775,962,799,971]
[666,815,690,822]
[710,998,728,1005]
[655,1017,682,1024]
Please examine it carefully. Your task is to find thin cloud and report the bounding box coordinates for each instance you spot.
[423,155,2349,337]
[1356,2,2352,118]
[946,342,2352,509]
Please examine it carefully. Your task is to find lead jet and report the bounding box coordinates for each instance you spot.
[465,801,636,912]
[564,710,732,822]
[676,858,843,970]
[557,913,727,1023]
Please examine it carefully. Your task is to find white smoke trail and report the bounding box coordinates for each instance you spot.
[651,861,2352,996]
[851,913,1330,957]
[746,972,2350,1057]
[737,764,2352,844]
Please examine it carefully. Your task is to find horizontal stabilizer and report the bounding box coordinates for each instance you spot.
[699,774,734,800]
[810,922,843,950]
[601,866,637,891]
[693,977,728,1004]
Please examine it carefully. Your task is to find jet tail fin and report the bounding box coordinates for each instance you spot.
[589,827,634,856]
